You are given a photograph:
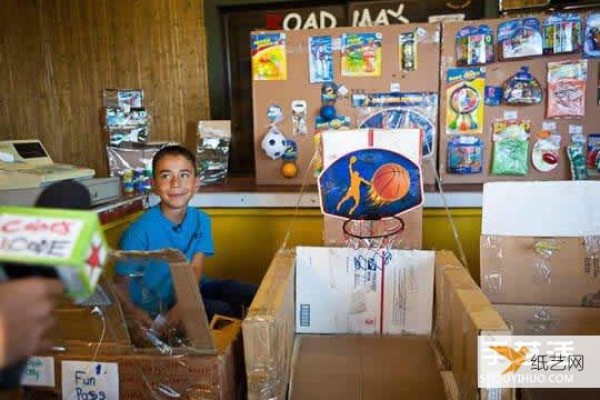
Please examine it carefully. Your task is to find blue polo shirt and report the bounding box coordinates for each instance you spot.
[116,205,214,317]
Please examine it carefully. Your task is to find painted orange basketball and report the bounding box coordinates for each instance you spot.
[370,163,411,202]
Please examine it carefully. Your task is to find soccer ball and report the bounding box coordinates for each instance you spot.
[261,127,290,160]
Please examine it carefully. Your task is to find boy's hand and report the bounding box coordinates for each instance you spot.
[125,306,153,331]
[164,305,182,334]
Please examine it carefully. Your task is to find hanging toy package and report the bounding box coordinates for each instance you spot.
[455,25,494,66]
[583,13,600,58]
[567,127,589,180]
[502,66,543,105]
[542,13,582,55]
[587,133,600,175]
[547,60,588,118]
[447,136,483,174]
[446,67,485,135]
[531,127,561,172]
[491,119,531,176]
[399,31,417,72]
[356,92,438,159]
[498,18,543,60]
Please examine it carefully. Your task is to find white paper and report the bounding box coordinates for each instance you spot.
[62,361,119,400]
[482,181,600,237]
[21,357,55,387]
[503,110,518,120]
[321,128,421,169]
[295,246,435,335]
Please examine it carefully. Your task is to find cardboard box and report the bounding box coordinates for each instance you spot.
[295,247,434,335]
[494,304,600,335]
[480,182,600,307]
[243,248,511,400]
[24,249,242,400]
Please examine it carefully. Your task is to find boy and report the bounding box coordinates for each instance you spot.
[115,145,256,333]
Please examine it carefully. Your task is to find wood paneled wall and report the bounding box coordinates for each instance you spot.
[0,0,210,176]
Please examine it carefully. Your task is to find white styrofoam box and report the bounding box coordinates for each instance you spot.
[295,246,435,335]
[482,181,600,237]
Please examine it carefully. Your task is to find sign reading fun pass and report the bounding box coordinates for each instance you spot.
[0,214,83,259]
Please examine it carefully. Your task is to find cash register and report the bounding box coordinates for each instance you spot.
[0,140,120,206]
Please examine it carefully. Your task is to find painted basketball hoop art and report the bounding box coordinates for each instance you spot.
[318,147,423,249]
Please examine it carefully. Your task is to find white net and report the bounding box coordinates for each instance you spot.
[343,217,404,251]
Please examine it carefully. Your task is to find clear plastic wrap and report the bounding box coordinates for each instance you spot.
[107,142,170,194]
[197,121,231,186]
[102,89,151,147]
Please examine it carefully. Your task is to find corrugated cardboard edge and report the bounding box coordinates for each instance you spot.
[243,249,296,400]
[433,251,513,400]
[110,249,216,353]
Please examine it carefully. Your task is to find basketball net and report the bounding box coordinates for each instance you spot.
[343,217,405,252]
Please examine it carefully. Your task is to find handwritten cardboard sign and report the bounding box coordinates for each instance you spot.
[21,356,55,387]
[61,361,119,400]
[0,206,108,302]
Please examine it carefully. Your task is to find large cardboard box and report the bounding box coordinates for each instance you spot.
[295,247,434,335]
[24,250,242,400]
[243,248,511,400]
[480,182,600,307]
[494,304,600,336]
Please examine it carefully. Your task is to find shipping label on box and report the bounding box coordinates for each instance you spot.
[296,246,434,335]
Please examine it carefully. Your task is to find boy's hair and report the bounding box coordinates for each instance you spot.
[152,145,197,178]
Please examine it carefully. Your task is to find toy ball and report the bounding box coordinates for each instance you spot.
[281,161,298,178]
[261,128,289,160]
[320,105,337,121]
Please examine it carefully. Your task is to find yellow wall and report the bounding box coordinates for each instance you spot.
[103,208,483,284]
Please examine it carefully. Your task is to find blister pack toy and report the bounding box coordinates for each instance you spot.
[547,60,588,118]
[446,67,485,135]
[583,13,600,58]
[455,25,494,66]
[491,119,531,176]
[251,32,287,81]
[531,129,561,172]
[341,32,382,77]
[399,31,417,71]
[502,66,542,105]
[542,13,582,55]
[447,136,483,174]
[498,18,543,60]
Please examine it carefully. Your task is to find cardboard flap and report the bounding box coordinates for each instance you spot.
[482,181,600,237]
[110,248,188,263]
[169,261,215,354]
[110,249,216,354]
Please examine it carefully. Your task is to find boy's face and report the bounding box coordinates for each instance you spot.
[152,154,199,211]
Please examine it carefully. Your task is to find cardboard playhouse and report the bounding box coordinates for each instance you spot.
[243,248,511,400]
[21,249,244,400]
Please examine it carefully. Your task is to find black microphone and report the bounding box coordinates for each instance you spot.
[0,180,91,389]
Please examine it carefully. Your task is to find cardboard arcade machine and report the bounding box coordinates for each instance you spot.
[243,129,511,400]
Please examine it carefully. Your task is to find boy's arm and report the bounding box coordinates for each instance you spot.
[189,252,205,283]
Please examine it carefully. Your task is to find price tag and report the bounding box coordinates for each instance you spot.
[62,361,119,400]
[21,357,55,387]
[569,125,583,135]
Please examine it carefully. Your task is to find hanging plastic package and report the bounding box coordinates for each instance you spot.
[491,120,531,176]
